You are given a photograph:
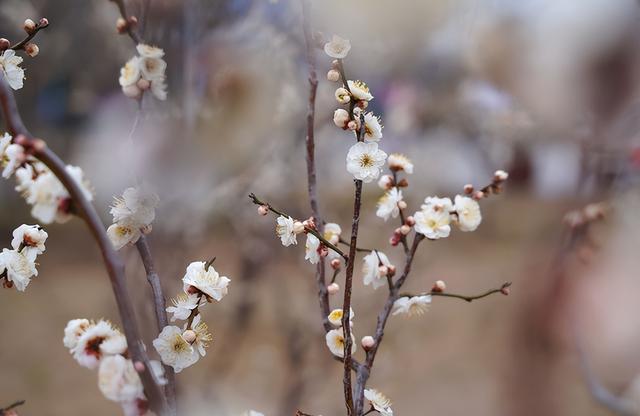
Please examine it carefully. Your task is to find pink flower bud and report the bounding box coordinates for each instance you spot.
[292,221,305,234]
[327,69,340,82]
[347,120,358,131]
[405,216,416,226]
[473,191,485,200]
[494,170,509,182]
[387,265,396,277]
[463,184,474,194]
[134,361,145,372]
[0,38,10,51]
[378,174,394,190]
[378,265,389,276]
[330,258,341,270]
[257,205,269,216]
[501,286,510,296]
[327,282,340,295]
[25,43,39,57]
[361,336,375,350]
[116,17,128,34]
[24,19,36,34]
[39,17,49,27]
[122,84,142,99]
[399,225,411,235]
[183,329,197,343]
[389,235,400,246]
[319,246,329,258]
[137,78,151,91]
[397,200,407,210]
[432,280,446,292]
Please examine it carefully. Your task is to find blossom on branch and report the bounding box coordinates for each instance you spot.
[362,250,393,289]
[107,186,159,250]
[347,80,373,101]
[325,327,356,358]
[71,320,126,369]
[363,112,383,142]
[10,224,47,261]
[152,325,199,373]
[324,35,351,59]
[0,49,25,90]
[376,188,403,221]
[166,293,201,322]
[98,354,144,403]
[0,248,38,291]
[182,261,230,301]
[453,195,482,232]
[392,295,432,317]
[413,197,453,239]
[364,388,393,416]
[387,153,413,174]
[305,233,321,264]
[119,44,168,100]
[276,215,299,246]
[346,142,387,183]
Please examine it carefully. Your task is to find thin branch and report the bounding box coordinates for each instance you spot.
[135,236,176,413]
[0,73,167,414]
[110,0,142,44]
[338,237,377,253]
[248,193,348,261]
[10,20,49,51]
[1,400,25,415]
[400,282,512,303]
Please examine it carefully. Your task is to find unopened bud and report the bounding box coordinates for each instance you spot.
[396,178,408,187]
[293,221,305,234]
[583,203,605,221]
[389,235,400,246]
[378,174,394,190]
[335,87,351,104]
[357,100,368,109]
[463,184,474,195]
[397,200,407,210]
[378,265,389,276]
[500,286,510,296]
[347,120,358,131]
[432,280,446,292]
[257,205,269,216]
[405,216,416,226]
[24,19,36,34]
[127,16,138,27]
[330,258,341,270]
[327,69,340,82]
[473,191,485,200]
[387,265,396,277]
[361,335,375,350]
[186,285,199,295]
[25,43,39,57]
[116,17,128,33]
[319,246,329,258]
[39,17,49,27]
[122,84,142,99]
[136,78,151,91]
[0,38,10,51]
[182,329,197,343]
[494,170,509,182]
[133,361,145,372]
[399,224,411,235]
[327,282,340,295]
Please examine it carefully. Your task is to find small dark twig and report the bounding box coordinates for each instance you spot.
[1,400,25,415]
[109,0,142,44]
[400,282,512,303]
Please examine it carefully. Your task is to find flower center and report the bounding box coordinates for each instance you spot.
[360,154,374,167]
[172,335,190,353]
[85,336,106,357]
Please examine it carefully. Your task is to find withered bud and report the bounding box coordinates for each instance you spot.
[25,43,39,57]
[23,19,36,34]
[396,178,409,188]
[116,17,128,34]
[432,280,446,292]
[302,217,316,230]
[186,285,199,295]
[0,38,10,51]
[463,184,474,195]
[330,258,341,270]
[39,17,49,27]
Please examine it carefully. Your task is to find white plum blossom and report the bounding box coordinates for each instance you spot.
[119,44,168,100]
[304,233,321,264]
[107,223,141,250]
[325,327,356,358]
[0,248,37,291]
[324,35,351,59]
[328,308,354,327]
[376,188,403,221]
[363,112,383,142]
[413,197,453,239]
[276,215,298,246]
[364,389,394,416]
[346,142,387,183]
[98,355,144,403]
[362,250,393,290]
[71,320,124,369]
[152,325,199,373]
[166,293,201,322]
[323,223,342,245]
[387,153,414,174]
[182,261,230,301]
[11,224,47,261]
[453,195,482,232]
[187,314,213,357]
[392,295,432,317]
[110,187,159,227]
[347,80,373,101]
[63,318,91,350]
[0,49,25,90]
[333,108,350,129]
[2,143,25,178]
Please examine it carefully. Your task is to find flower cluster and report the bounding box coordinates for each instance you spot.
[0,224,47,291]
[325,35,388,183]
[153,260,230,372]
[63,318,165,415]
[0,133,93,224]
[325,307,356,358]
[107,186,159,250]
[119,44,167,100]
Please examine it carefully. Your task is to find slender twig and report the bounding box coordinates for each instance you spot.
[1,400,25,415]
[248,193,348,260]
[338,237,377,253]
[10,21,49,51]
[400,282,511,303]
[110,0,142,44]
[0,73,167,414]
[135,236,176,413]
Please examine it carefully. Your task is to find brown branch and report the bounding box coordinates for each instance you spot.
[9,19,49,51]
[1,400,25,415]
[109,0,142,44]
[338,237,377,253]
[300,0,332,334]
[0,73,167,414]
[248,193,348,261]
[135,236,176,414]
[401,282,512,303]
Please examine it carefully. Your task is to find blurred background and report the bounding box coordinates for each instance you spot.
[2,0,640,414]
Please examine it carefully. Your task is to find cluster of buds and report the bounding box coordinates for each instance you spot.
[389,215,415,246]
[116,15,138,35]
[464,170,509,201]
[563,202,608,229]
